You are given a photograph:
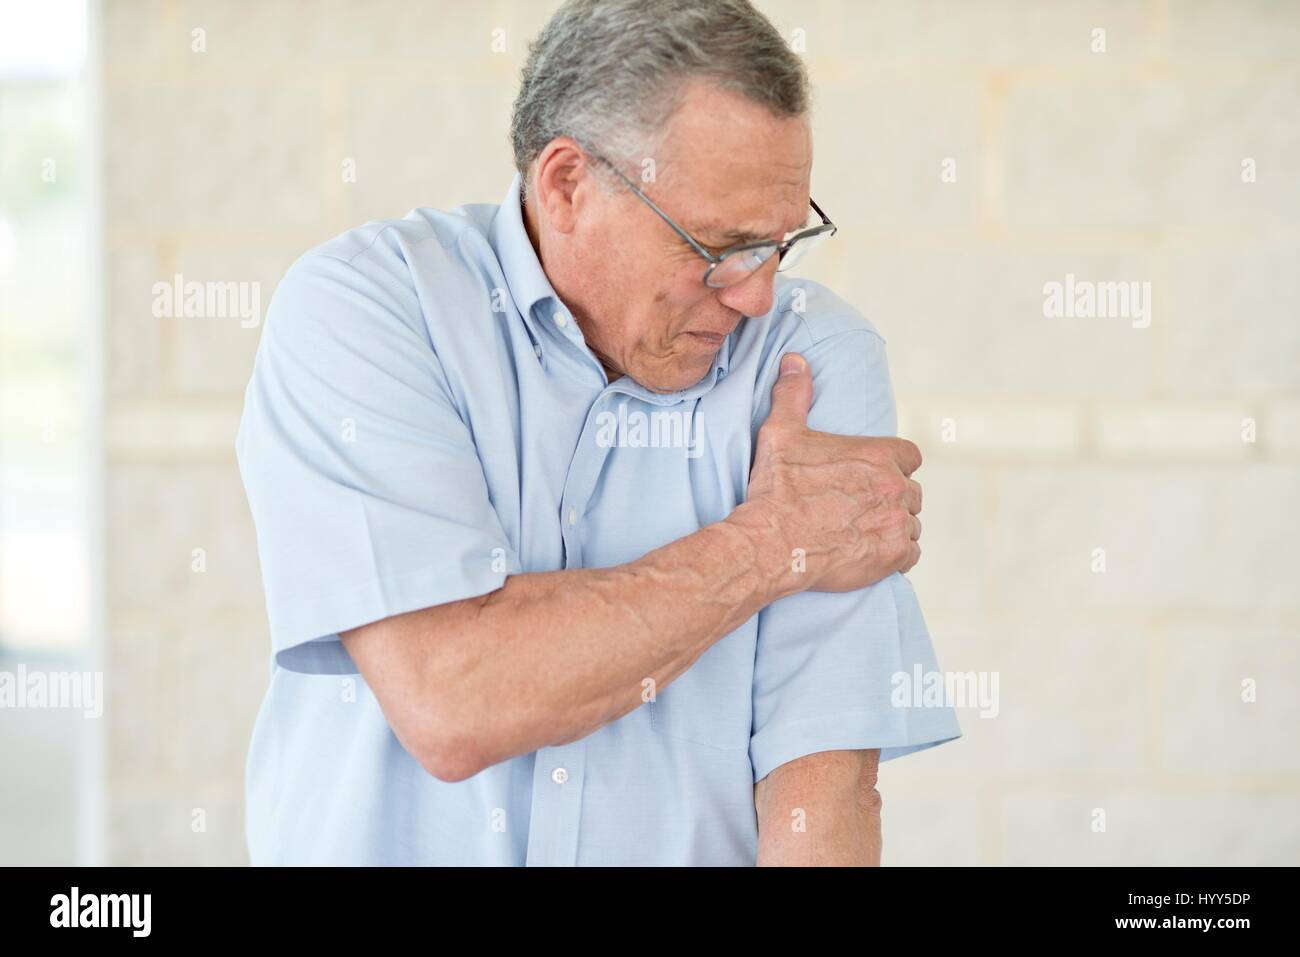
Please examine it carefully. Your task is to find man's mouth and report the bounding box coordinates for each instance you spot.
[686,331,727,347]
[685,321,738,347]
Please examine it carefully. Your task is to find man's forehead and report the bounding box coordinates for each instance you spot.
[688,208,810,244]
[652,93,812,241]
[662,127,811,201]
[622,155,809,244]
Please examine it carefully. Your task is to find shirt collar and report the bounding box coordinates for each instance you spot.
[489,173,559,334]
[488,172,732,397]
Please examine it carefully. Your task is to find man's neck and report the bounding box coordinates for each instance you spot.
[521,187,622,385]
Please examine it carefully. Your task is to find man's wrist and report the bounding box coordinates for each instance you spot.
[719,500,805,604]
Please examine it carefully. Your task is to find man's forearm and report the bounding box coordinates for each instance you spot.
[342,362,923,783]
[342,505,789,780]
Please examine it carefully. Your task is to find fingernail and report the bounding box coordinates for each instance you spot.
[780,354,802,377]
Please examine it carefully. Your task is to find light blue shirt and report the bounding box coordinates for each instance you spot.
[235,173,961,865]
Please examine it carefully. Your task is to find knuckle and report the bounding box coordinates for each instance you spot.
[868,439,893,463]
[893,508,911,533]
[770,377,801,404]
[888,527,910,558]
[893,544,912,569]
[852,436,883,462]
[755,422,785,452]
[882,473,908,498]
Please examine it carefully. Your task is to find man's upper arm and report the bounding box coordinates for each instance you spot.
[754,748,880,810]
[236,249,514,675]
[748,314,961,784]
[753,748,883,866]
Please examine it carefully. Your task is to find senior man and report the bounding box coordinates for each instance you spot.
[237,0,960,867]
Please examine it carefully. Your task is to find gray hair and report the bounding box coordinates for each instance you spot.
[510,0,808,191]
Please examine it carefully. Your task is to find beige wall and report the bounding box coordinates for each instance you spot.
[101,0,1300,865]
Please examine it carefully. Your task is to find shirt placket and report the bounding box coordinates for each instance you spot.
[523,747,588,866]
[523,390,617,866]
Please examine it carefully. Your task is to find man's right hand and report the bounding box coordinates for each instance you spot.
[728,351,924,600]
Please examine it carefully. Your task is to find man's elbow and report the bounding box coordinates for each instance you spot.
[414,702,491,782]
[419,751,482,784]
[342,615,494,783]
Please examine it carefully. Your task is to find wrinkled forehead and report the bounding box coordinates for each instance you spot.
[642,82,813,243]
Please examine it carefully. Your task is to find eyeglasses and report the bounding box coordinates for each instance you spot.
[588,151,837,289]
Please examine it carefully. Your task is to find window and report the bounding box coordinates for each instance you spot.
[0,0,94,866]
[0,0,89,652]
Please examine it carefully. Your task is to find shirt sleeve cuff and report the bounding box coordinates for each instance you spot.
[749,701,963,783]
[267,559,509,675]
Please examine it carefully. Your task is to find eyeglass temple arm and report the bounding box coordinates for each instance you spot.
[592,149,832,254]
[590,154,722,263]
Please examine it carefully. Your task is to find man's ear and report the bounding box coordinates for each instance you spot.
[530,137,591,235]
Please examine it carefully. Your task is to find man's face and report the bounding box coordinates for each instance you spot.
[557,81,813,393]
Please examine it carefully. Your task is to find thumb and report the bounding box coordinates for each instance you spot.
[766,353,812,430]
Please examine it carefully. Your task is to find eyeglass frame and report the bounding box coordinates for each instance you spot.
[586,150,837,289]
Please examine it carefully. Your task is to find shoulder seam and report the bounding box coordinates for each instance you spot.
[792,315,887,348]
[305,219,458,270]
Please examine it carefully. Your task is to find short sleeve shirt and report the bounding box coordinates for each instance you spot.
[235,173,961,865]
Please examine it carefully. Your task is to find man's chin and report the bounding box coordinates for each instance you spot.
[634,353,717,395]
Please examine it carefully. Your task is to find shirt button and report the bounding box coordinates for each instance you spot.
[554,311,568,329]
[551,767,568,785]
[567,507,577,526]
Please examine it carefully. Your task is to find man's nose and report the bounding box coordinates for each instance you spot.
[715,255,778,318]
